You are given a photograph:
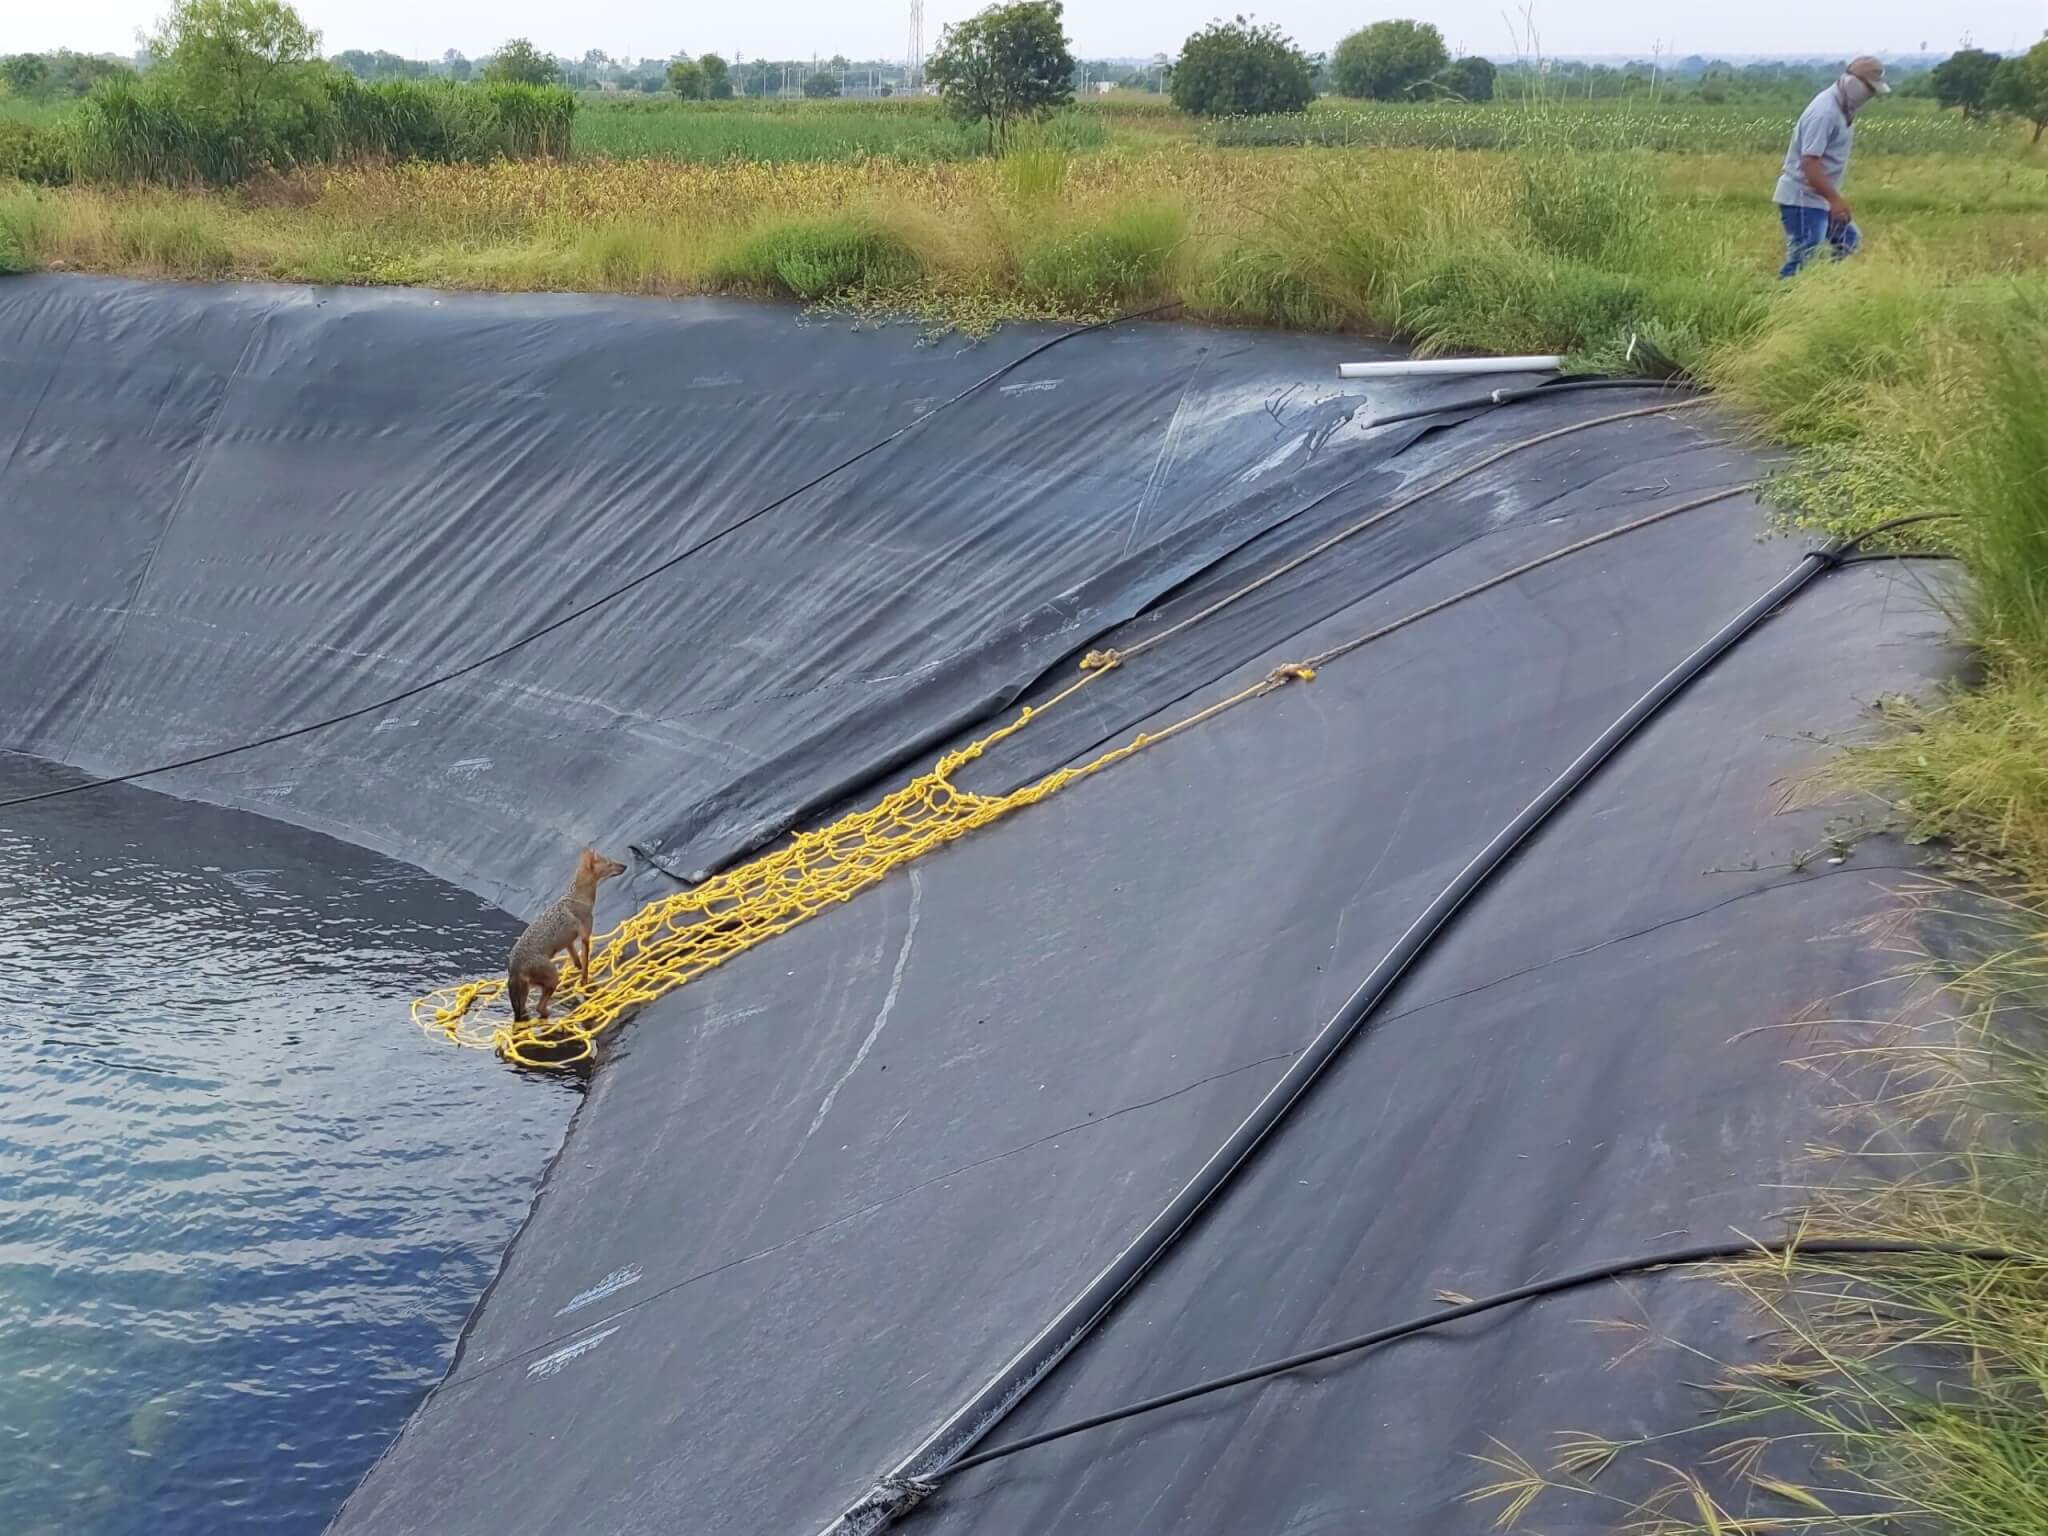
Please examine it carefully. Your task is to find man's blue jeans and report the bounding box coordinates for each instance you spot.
[1778,202,1860,277]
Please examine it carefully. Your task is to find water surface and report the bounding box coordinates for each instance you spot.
[0,756,577,1536]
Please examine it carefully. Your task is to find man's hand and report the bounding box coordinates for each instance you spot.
[1800,155,1849,227]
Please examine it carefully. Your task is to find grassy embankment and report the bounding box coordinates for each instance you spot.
[1,90,2045,1533]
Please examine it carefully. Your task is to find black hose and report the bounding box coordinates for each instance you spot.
[941,1237,2021,1478]
[1821,511,1960,560]
[0,302,1185,814]
[1362,376,1690,432]
[1834,550,1957,566]
[819,544,1844,1536]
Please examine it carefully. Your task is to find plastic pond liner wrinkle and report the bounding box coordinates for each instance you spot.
[0,276,1973,1536]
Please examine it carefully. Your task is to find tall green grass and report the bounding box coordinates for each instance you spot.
[1016,203,1185,313]
[1181,152,1763,367]
[1475,885,2048,1535]
[1814,295,2048,888]
[0,187,55,273]
[707,214,924,300]
[66,74,575,185]
[110,203,232,274]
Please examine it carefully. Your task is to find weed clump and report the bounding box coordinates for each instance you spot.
[709,215,923,301]
[1017,204,1183,314]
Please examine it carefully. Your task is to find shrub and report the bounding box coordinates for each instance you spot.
[1170,17,1314,117]
[483,38,559,87]
[1435,55,1495,102]
[0,120,71,185]
[666,58,705,99]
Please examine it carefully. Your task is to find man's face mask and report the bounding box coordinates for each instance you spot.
[1839,74,1875,113]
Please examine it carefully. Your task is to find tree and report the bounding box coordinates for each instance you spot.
[698,52,733,99]
[484,37,560,86]
[803,70,842,97]
[149,0,321,89]
[442,48,472,82]
[1331,19,1447,100]
[666,56,705,98]
[1436,54,1495,101]
[145,0,327,172]
[1170,16,1313,116]
[926,0,1076,152]
[1989,40,2048,142]
[1931,47,2002,117]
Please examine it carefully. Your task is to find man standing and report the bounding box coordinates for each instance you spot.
[1773,56,1891,276]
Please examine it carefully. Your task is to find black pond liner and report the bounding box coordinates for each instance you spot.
[0,275,1959,1535]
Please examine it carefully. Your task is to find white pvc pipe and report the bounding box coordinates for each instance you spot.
[1337,356,1563,379]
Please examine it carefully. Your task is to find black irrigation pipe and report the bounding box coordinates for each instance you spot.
[1822,511,1962,560]
[940,1237,2022,1481]
[0,301,1186,814]
[821,540,1858,1536]
[1835,550,1957,566]
[1360,375,1691,432]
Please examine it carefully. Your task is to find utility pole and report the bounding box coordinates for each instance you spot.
[907,0,924,91]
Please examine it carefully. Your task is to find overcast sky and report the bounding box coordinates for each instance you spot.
[4,0,2042,69]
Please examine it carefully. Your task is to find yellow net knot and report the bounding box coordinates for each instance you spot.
[1080,649,1122,672]
[1271,664,1317,684]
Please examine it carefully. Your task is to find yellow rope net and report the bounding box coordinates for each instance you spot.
[414,652,1315,1068]
[414,406,1725,1069]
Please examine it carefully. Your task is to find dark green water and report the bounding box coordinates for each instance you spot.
[0,756,577,1535]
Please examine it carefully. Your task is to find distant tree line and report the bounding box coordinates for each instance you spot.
[0,50,138,100]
